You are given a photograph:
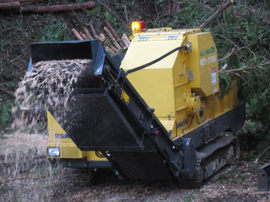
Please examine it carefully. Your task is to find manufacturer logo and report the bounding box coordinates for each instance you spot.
[200,46,215,57]
[55,133,70,139]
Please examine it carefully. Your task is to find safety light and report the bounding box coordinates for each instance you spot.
[131,21,146,33]
[130,21,146,40]
[131,21,140,31]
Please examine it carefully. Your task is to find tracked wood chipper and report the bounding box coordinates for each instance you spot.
[27,22,245,186]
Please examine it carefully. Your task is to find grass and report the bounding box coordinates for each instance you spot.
[218,170,249,184]
[184,194,197,202]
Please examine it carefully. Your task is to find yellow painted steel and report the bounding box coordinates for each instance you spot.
[121,28,242,140]
[47,111,107,162]
[47,27,242,161]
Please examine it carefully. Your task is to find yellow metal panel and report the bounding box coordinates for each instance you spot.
[121,31,187,118]
[47,110,73,144]
[122,28,242,143]
[160,119,176,137]
[84,151,107,161]
[186,32,219,96]
[61,146,82,158]
[122,41,182,70]
[127,68,175,117]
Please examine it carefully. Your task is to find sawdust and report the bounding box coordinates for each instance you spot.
[12,59,92,133]
[0,59,93,201]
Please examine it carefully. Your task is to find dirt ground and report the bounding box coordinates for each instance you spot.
[0,132,269,202]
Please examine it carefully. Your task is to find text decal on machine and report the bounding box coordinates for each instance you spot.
[200,46,216,67]
[200,46,215,56]
[55,133,71,139]
[176,119,188,129]
[200,55,216,66]
[211,68,217,86]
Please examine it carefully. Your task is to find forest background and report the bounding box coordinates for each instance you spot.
[0,0,270,161]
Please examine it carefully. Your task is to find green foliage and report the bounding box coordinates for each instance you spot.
[0,103,11,126]
[218,170,247,184]
[40,22,72,42]
[0,82,16,126]
[184,194,197,202]
[156,0,270,156]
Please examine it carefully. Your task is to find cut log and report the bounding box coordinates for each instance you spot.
[89,22,97,36]
[71,28,83,40]
[104,46,114,53]
[89,23,104,42]
[104,26,121,50]
[100,33,106,41]
[80,32,88,40]
[121,35,129,48]
[20,1,96,13]
[89,22,118,52]
[83,27,94,40]
[200,0,234,28]
[0,0,41,3]
[104,20,125,48]
[0,1,20,10]
[122,33,131,47]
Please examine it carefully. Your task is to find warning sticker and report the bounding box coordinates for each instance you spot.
[211,68,217,86]
[121,89,130,104]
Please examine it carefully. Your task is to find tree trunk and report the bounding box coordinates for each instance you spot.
[0,0,41,3]
[21,1,95,13]
[0,1,20,10]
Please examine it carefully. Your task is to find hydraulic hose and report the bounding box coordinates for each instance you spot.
[126,45,187,75]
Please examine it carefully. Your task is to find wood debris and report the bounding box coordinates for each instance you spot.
[71,22,130,53]
[0,1,96,12]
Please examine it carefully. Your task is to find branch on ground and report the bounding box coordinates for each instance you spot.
[0,88,15,98]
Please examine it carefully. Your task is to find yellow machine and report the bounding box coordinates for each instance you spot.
[47,111,110,168]
[43,24,245,185]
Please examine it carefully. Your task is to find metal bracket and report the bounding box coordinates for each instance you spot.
[186,41,192,53]
[94,43,105,76]
[181,138,196,179]
[188,70,194,81]
[27,58,33,72]
[257,162,270,191]
[138,36,149,41]
[167,34,178,40]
